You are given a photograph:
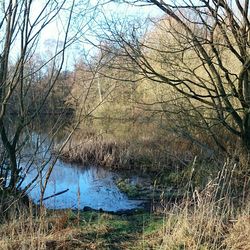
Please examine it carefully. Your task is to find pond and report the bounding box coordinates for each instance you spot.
[20,128,145,212]
[22,160,144,212]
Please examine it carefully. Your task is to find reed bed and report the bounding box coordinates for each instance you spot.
[160,160,250,250]
[56,129,206,173]
[58,136,133,169]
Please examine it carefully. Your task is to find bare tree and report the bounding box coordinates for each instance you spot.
[0,0,99,215]
[99,0,250,152]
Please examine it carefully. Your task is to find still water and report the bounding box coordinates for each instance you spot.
[22,160,143,212]
[20,130,144,212]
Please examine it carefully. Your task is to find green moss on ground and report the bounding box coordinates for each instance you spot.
[56,210,164,249]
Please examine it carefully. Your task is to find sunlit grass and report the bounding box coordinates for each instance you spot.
[0,159,249,250]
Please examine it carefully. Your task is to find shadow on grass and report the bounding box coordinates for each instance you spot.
[68,211,164,250]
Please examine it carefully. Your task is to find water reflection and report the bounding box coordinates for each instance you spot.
[14,118,146,212]
[22,160,143,212]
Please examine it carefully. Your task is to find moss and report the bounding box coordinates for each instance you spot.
[116,178,141,198]
[66,210,164,249]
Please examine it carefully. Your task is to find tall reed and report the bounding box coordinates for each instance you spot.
[160,159,250,249]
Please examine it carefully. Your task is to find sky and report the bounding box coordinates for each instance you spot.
[30,0,163,70]
[3,0,163,71]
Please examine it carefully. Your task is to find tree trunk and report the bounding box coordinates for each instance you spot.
[242,113,250,151]
[0,122,18,190]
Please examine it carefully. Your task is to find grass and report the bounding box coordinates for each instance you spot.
[0,209,164,250]
[116,178,142,198]
[160,159,250,250]
[58,136,131,169]
[55,119,211,174]
[0,159,249,249]
[160,199,250,250]
[0,194,249,249]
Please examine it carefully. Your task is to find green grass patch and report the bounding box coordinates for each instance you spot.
[64,210,164,249]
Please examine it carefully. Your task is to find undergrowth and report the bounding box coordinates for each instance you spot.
[0,159,249,249]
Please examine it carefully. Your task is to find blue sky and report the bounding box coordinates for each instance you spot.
[30,0,163,70]
[5,0,162,71]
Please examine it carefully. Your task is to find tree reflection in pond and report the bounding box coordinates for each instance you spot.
[22,160,144,212]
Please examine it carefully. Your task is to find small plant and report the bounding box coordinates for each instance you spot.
[116,178,140,198]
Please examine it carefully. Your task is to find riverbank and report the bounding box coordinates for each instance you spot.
[55,127,249,217]
[0,158,249,249]
[0,190,249,249]
[55,119,203,174]
[1,118,249,249]
[0,209,164,250]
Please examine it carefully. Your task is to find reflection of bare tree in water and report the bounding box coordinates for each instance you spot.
[0,0,100,217]
[23,159,143,211]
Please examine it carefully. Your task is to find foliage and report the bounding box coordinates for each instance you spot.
[96,0,250,153]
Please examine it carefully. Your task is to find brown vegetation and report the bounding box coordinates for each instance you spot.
[0,160,249,250]
[59,137,128,168]
[56,119,211,173]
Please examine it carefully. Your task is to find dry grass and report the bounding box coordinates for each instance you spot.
[0,158,249,250]
[0,195,249,249]
[56,124,207,172]
[160,160,250,250]
[0,208,162,250]
[224,213,250,250]
[160,201,250,250]
[1,185,249,250]
[0,209,102,250]
[58,136,132,169]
